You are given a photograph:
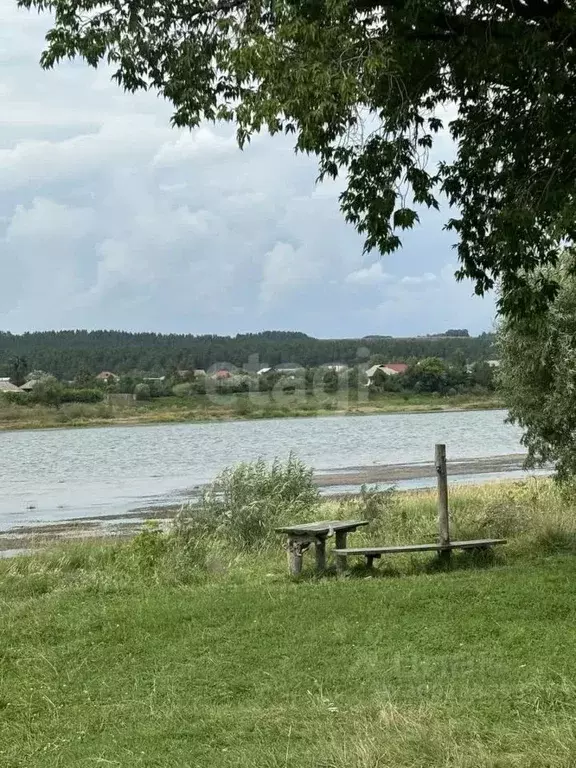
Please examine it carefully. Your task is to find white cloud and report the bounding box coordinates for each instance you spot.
[152,127,236,167]
[6,198,95,241]
[400,272,437,286]
[0,117,172,191]
[345,262,393,285]
[0,5,496,337]
[259,242,323,306]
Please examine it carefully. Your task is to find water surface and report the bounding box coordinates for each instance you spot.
[0,409,525,530]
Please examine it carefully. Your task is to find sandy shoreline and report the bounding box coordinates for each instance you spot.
[314,453,529,487]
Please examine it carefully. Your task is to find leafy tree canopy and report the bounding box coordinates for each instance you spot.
[499,253,576,479]
[0,329,495,380]
[20,0,576,316]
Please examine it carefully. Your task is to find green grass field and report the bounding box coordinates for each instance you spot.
[0,391,502,431]
[2,480,575,767]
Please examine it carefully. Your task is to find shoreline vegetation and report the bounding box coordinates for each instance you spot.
[2,467,576,766]
[0,392,503,431]
[0,455,532,552]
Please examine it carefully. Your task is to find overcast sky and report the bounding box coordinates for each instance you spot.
[0,4,496,338]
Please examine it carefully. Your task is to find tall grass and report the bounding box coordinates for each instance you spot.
[3,453,576,592]
[336,477,576,562]
[181,454,320,550]
[0,456,322,592]
[4,471,576,592]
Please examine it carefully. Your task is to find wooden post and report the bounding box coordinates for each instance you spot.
[288,538,303,576]
[435,443,451,562]
[335,529,348,574]
[315,537,327,572]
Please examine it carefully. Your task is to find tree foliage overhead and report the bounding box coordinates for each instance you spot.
[20,0,576,316]
[499,255,576,479]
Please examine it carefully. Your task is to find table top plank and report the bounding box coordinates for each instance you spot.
[275,519,369,535]
[333,538,506,555]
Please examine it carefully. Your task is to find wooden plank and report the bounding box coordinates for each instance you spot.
[335,543,446,555]
[275,520,368,535]
[333,539,506,556]
[435,443,450,562]
[448,539,507,549]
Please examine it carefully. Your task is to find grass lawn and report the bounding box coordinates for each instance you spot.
[2,480,576,766]
[2,558,576,767]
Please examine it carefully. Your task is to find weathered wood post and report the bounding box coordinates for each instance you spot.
[335,529,348,574]
[315,537,327,572]
[288,537,303,576]
[435,443,451,562]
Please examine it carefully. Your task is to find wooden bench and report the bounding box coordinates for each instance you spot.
[275,520,369,575]
[329,445,506,574]
[276,444,507,577]
[333,538,507,570]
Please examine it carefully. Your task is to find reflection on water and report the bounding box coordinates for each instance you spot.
[0,410,525,530]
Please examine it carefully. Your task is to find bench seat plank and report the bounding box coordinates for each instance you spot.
[333,538,506,556]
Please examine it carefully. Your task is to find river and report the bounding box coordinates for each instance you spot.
[0,409,537,535]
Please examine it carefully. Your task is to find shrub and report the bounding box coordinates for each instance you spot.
[148,379,172,397]
[60,388,104,404]
[122,515,213,583]
[134,383,151,401]
[29,377,64,406]
[183,454,320,550]
[1,392,28,405]
[172,382,194,397]
[126,521,169,572]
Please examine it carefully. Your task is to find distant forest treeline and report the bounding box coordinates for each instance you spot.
[0,330,496,379]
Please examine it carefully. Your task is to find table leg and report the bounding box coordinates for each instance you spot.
[335,530,348,574]
[287,537,303,576]
[438,547,451,565]
[315,536,327,573]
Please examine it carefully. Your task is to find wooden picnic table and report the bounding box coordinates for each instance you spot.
[275,519,368,575]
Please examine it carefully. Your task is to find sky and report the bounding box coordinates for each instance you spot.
[0,4,496,338]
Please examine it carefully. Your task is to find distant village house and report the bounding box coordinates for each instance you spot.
[322,363,348,373]
[0,378,23,393]
[20,380,40,391]
[96,371,119,383]
[366,363,408,384]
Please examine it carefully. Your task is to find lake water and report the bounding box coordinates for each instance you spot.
[0,410,526,531]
